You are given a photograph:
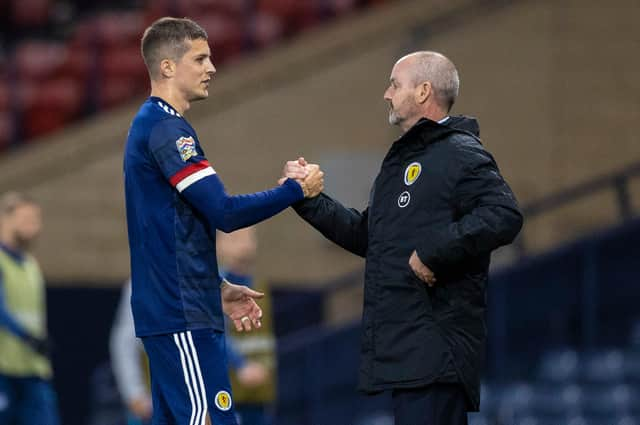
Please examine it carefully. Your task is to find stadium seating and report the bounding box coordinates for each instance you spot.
[0,0,391,151]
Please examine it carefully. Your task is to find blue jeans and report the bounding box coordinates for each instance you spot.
[0,375,60,425]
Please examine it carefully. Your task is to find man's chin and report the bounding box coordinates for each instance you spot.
[190,90,209,102]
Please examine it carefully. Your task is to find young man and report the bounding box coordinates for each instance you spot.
[0,192,59,425]
[123,17,323,425]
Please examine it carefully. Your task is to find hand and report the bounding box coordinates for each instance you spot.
[221,280,264,332]
[127,395,152,421]
[301,163,324,198]
[409,250,437,287]
[279,157,308,184]
[237,361,268,387]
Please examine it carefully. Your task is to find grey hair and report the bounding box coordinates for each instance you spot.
[402,51,460,112]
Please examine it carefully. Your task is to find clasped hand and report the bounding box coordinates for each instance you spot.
[279,157,324,198]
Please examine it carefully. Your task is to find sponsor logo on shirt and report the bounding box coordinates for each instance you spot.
[176,136,197,162]
[404,162,422,186]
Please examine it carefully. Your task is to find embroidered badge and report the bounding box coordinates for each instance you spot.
[215,390,232,411]
[404,162,422,186]
[176,136,197,162]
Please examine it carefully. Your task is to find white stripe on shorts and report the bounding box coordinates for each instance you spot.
[180,332,203,425]
[173,333,198,425]
[187,331,208,425]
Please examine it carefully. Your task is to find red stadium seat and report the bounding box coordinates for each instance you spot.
[14,40,68,80]
[0,112,14,149]
[101,45,148,81]
[250,12,285,49]
[0,78,10,112]
[330,0,359,15]
[176,0,247,18]
[257,0,321,35]
[73,11,144,49]
[197,14,245,63]
[99,76,146,110]
[143,0,174,24]
[20,78,83,139]
[10,0,51,28]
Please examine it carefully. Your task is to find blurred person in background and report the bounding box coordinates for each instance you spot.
[0,192,59,425]
[110,276,272,425]
[124,17,323,424]
[293,52,523,425]
[218,227,276,425]
[110,281,152,425]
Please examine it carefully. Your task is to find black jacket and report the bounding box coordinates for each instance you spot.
[293,116,523,410]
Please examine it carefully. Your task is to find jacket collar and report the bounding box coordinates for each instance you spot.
[397,115,481,146]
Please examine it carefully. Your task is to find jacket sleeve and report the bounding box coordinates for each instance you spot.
[292,193,368,257]
[416,148,523,273]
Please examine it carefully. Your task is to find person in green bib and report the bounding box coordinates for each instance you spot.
[0,192,59,425]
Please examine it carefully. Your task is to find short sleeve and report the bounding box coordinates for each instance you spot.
[148,118,217,192]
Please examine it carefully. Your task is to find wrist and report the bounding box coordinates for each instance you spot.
[282,177,306,200]
[298,180,310,198]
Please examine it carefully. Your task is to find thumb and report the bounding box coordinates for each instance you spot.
[277,177,287,185]
[242,287,265,299]
[298,157,307,166]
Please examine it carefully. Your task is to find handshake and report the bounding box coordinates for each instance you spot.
[278,157,324,199]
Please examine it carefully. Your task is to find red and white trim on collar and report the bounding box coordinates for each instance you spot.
[170,160,216,193]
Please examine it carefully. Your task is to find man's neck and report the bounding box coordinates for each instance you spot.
[150,84,189,115]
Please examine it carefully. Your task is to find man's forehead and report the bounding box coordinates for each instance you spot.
[187,38,211,54]
[390,58,411,80]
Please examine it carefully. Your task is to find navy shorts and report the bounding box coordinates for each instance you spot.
[0,375,59,425]
[142,329,237,425]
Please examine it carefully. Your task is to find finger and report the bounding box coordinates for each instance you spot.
[233,319,244,332]
[285,167,308,178]
[298,157,307,166]
[242,288,265,299]
[240,316,252,332]
[242,317,253,332]
[252,312,262,328]
[277,177,287,185]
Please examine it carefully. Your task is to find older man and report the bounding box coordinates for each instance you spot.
[293,52,523,424]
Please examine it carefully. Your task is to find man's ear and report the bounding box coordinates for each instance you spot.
[159,58,176,78]
[416,81,432,105]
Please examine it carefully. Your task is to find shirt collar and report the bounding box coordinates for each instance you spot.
[149,96,182,118]
[0,242,25,263]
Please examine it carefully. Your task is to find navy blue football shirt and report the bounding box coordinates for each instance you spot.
[124,97,303,337]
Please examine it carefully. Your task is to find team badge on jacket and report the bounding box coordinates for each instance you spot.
[404,162,422,186]
[176,136,197,162]
[215,390,232,411]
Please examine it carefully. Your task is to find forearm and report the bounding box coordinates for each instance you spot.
[417,204,523,273]
[183,176,304,233]
[293,193,368,257]
[110,326,148,402]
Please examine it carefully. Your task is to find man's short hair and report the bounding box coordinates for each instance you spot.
[141,17,208,79]
[0,192,36,217]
